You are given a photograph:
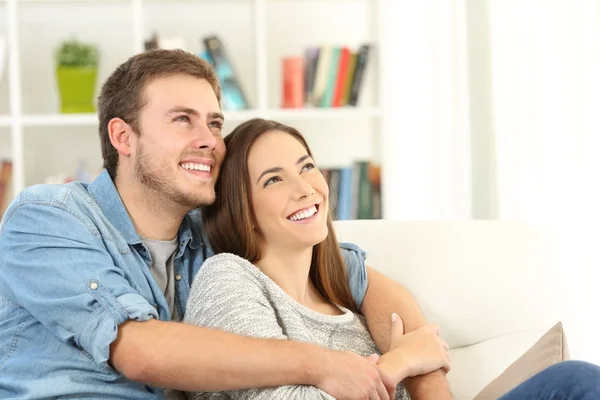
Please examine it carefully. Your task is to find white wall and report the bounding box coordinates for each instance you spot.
[0,5,9,117]
[380,0,472,220]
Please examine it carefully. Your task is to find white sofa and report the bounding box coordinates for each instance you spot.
[333,220,568,400]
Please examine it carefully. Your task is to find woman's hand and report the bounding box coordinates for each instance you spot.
[377,313,451,383]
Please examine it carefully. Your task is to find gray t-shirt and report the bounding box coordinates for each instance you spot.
[142,236,184,400]
[184,253,410,400]
[142,236,179,321]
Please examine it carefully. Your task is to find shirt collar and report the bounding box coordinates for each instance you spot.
[176,208,205,258]
[88,169,205,252]
[88,169,142,245]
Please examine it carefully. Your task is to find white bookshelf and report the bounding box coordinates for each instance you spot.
[0,0,391,217]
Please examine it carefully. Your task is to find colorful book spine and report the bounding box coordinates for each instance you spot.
[280,42,371,109]
[202,35,250,111]
[319,46,341,107]
[348,44,371,106]
[304,47,320,106]
[342,52,357,106]
[332,47,351,107]
[336,167,354,220]
[282,56,304,108]
[311,46,332,107]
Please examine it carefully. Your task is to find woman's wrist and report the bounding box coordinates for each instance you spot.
[378,351,410,384]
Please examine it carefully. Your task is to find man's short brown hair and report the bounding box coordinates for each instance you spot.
[97,49,221,179]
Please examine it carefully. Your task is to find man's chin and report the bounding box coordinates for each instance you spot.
[188,193,216,209]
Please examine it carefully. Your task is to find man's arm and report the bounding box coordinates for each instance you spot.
[111,256,391,400]
[361,267,453,400]
[112,320,389,398]
[111,318,327,392]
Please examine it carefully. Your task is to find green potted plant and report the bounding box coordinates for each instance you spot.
[55,39,99,113]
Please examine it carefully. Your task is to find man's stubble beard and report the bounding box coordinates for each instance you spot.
[134,140,216,209]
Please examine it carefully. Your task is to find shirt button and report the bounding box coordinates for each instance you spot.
[175,274,182,281]
[90,282,98,290]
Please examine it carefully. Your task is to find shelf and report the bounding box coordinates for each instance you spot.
[21,113,99,126]
[263,107,382,120]
[225,107,382,121]
[0,108,381,127]
[6,0,130,3]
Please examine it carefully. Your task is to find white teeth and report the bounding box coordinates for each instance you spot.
[181,163,211,172]
[288,205,318,221]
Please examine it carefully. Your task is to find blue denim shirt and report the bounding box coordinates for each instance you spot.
[0,169,368,399]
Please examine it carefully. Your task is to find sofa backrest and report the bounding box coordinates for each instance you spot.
[333,220,567,399]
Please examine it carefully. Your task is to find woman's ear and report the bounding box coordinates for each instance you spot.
[108,118,134,157]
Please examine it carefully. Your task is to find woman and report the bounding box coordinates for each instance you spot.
[183,118,449,399]
[184,118,600,400]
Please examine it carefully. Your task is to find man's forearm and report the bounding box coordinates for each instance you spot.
[361,267,453,400]
[111,319,323,392]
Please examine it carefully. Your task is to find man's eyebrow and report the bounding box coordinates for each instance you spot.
[256,155,313,184]
[208,112,225,121]
[165,107,224,121]
[166,106,200,116]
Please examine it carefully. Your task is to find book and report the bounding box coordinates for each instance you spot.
[332,47,351,107]
[319,46,340,107]
[282,56,304,108]
[354,160,373,219]
[348,44,371,106]
[341,52,357,106]
[201,35,250,111]
[303,47,320,106]
[311,46,332,107]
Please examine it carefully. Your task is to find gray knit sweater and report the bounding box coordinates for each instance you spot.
[183,253,410,400]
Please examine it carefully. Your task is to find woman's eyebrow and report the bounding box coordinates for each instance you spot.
[256,155,312,183]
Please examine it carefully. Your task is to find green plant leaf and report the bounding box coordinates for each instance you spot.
[55,39,99,68]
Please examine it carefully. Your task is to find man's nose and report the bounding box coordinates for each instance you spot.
[191,124,217,150]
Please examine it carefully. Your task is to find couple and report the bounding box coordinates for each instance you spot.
[0,49,598,400]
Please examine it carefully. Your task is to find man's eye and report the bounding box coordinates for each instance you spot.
[209,121,223,129]
[174,115,190,123]
[264,176,281,187]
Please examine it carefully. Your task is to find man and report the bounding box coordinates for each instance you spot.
[0,50,452,399]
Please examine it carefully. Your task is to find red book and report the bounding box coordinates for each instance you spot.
[332,47,351,107]
[282,57,304,108]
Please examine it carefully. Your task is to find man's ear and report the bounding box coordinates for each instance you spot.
[108,118,134,156]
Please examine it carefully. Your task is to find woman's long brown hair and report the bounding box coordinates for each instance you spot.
[203,118,359,313]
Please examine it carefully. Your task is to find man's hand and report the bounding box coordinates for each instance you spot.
[315,351,391,400]
[378,313,451,383]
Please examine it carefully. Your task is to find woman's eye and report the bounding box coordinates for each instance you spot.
[264,176,281,187]
[301,162,316,172]
[174,115,190,123]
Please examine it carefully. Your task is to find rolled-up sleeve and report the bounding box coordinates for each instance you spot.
[339,242,368,309]
[0,203,157,365]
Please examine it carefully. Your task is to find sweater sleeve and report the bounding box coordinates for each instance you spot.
[183,253,335,400]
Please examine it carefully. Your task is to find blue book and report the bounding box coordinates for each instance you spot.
[336,166,354,220]
[200,36,250,111]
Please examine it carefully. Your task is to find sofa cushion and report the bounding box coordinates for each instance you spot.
[473,322,570,400]
[446,330,547,399]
